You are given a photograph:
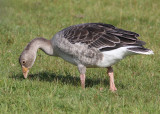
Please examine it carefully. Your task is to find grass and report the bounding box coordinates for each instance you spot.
[0,0,160,113]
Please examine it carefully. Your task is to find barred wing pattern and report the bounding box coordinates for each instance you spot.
[62,23,142,51]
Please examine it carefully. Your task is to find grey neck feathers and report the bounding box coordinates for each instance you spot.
[25,38,54,56]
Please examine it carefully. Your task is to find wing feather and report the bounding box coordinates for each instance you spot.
[62,23,142,51]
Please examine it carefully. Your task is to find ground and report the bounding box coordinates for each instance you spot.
[0,0,160,113]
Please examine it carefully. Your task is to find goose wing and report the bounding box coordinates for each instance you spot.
[62,23,143,51]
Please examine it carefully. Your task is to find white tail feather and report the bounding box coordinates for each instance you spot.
[128,49,154,55]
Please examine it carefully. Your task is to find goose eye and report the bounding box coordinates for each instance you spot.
[22,60,26,64]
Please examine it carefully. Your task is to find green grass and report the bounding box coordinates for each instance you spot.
[0,0,160,113]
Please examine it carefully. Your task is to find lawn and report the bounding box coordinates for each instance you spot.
[0,0,160,113]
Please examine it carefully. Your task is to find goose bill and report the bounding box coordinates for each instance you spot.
[22,66,29,78]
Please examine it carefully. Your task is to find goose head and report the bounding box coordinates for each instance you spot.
[19,49,36,78]
[19,38,54,78]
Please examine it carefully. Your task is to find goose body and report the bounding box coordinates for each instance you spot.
[19,23,153,91]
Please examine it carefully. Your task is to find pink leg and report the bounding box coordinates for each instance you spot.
[80,74,86,89]
[107,67,117,92]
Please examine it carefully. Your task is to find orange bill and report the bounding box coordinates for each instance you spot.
[22,66,29,78]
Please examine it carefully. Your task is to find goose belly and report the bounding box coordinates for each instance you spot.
[57,50,78,65]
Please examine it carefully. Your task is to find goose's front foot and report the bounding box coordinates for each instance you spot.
[110,86,117,92]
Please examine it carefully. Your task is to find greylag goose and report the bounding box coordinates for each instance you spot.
[19,23,153,91]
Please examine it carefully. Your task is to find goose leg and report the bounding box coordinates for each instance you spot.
[78,65,86,89]
[107,67,117,91]
[80,74,86,89]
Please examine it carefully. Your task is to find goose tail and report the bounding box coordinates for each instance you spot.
[127,47,154,55]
